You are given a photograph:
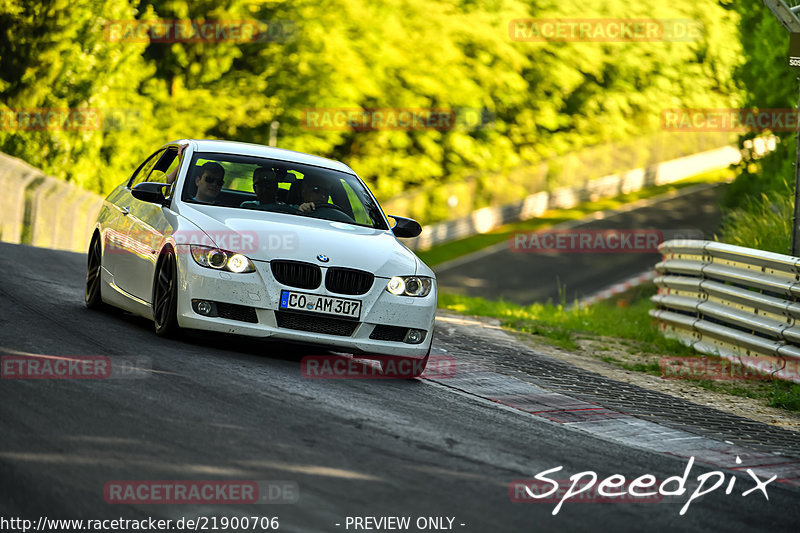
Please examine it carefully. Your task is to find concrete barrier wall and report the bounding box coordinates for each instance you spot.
[0,152,104,253]
[0,142,752,254]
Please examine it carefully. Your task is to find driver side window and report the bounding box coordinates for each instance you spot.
[147,147,180,184]
[128,149,165,189]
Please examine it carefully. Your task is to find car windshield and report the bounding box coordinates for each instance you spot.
[181,152,390,230]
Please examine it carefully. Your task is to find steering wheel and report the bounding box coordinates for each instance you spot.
[308,202,357,223]
[267,204,304,215]
[311,202,348,214]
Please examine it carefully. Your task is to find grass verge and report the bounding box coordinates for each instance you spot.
[438,285,688,353]
[437,285,800,413]
[419,168,732,267]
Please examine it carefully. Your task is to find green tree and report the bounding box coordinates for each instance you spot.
[0,0,165,191]
[0,0,745,218]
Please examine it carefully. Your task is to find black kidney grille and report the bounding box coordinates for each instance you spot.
[325,267,374,295]
[270,261,321,289]
[275,311,358,336]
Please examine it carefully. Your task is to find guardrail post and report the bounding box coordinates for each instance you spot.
[793,79,800,256]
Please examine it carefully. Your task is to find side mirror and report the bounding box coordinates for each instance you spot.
[390,215,422,238]
[131,182,169,207]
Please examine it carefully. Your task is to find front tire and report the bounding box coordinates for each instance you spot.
[380,346,431,379]
[153,249,179,337]
[85,234,104,309]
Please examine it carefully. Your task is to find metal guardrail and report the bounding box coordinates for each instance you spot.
[651,239,800,383]
[0,151,104,253]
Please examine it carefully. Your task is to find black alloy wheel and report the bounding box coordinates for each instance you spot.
[85,235,104,309]
[153,249,179,337]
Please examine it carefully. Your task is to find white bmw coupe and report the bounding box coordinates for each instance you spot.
[86,140,436,376]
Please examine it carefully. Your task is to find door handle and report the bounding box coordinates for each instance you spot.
[119,206,130,216]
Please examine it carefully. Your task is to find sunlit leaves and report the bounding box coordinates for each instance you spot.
[0,0,742,208]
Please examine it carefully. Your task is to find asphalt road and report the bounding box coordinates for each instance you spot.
[434,183,726,304]
[1,240,799,533]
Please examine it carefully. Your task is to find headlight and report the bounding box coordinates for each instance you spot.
[386,276,433,297]
[190,245,255,273]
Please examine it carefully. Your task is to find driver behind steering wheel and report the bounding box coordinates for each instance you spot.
[297,176,332,213]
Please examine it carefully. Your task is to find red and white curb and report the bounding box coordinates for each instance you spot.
[425,315,800,488]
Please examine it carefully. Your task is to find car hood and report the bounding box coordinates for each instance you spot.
[177,205,421,278]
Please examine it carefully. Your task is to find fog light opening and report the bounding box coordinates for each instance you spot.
[404,329,426,344]
[193,299,217,316]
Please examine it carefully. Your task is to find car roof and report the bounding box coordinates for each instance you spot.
[174,139,356,175]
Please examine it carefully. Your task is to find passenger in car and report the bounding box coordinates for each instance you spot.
[240,167,285,210]
[192,162,226,203]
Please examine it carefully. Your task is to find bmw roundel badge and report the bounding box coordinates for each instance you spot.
[317,254,329,262]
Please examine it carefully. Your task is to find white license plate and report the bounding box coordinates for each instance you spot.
[279,290,361,319]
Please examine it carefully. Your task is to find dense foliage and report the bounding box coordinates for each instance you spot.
[1,0,741,214]
[717,3,796,253]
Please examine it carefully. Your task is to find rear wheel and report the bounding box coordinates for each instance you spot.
[85,234,104,309]
[153,249,179,337]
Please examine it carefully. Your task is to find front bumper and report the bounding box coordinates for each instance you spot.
[173,248,436,357]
